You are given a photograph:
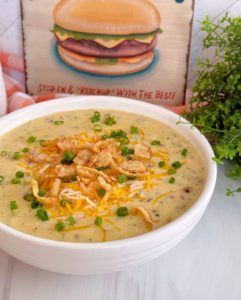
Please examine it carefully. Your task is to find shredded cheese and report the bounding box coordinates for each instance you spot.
[62,225,91,232]
[17,127,177,242]
[59,189,96,207]
[39,164,50,174]
[99,226,107,242]
[151,192,176,206]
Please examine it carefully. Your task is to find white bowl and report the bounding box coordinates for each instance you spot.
[0,96,217,275]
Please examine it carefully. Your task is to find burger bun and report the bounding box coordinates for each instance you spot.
[58,45,154,75]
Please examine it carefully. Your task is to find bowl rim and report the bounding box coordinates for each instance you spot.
[0,96,217,249]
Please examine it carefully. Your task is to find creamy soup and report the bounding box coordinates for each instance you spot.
[0,110,205,242]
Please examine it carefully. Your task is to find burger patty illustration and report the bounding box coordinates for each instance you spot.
[53,0,162,75]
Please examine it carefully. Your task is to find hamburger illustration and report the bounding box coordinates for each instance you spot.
[52,0,162,75]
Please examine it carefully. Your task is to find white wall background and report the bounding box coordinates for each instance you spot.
[188,0,241,87]
[0,0,240,87]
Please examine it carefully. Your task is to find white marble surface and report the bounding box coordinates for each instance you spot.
[0,165,241,300]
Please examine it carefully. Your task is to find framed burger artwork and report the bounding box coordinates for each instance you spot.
[21,0,194,105]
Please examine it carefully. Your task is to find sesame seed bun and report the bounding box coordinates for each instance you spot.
[58,45,154,75]
[53,0,161,35]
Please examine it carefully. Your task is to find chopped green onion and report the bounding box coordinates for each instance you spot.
[68,216,76,225]
[151,140,161,145]
[27,136,37,143]
[71,175,77,181]
[117,207,129,217]
[62,176,70,183]
[104,116,116,126]
[60,199,72,207]
[94,124,102,132]
[127,155,132,160]
[96,166,109,171]
[95,216,103,226]
[38,190,46,197]
[23,193,36,202]
[101,134,110,140]
[119,137,130,146]
[11,177,21,184]
[0,150,7,157]
[130,126,139,134]
[62,175,77,183]
[127,176,137,180]
[172,161,182,169]
[181,148,188,156]
[104,130,128,145]
[0,176,4,183]
[98,188,106,197]
[22,147,29,153]
[91,111,100,123]
[62,151,75,164]
[36,208,48,221]
[53,120,64,125]
[110,130,127,139]
[31,200,42,209]
[10,200,18,210]
[158,161,165,168]
[39,139,46,146]
[167,168,176,175]
[121,146,134,156]
[64,151,75,161]
[16,171,24,178]
[117,175,127,184]
[12,152,21,160]
[55,222,65,232]
[169,177,176,184]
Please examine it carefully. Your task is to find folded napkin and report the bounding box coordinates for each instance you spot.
[0,51,187,115]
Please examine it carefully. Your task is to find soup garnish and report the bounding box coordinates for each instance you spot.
[0,110,205,242]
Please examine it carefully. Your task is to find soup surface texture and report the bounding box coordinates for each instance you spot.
[0,110,205,242]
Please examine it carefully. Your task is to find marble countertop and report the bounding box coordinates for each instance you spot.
[0,165,240,300]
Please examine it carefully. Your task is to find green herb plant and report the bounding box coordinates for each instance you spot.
[183,14,241,195]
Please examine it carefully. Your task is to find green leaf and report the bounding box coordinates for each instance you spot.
[53,24,162,41]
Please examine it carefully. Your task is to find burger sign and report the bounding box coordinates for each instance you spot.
[52,0,162,75]
[22,0,194,105]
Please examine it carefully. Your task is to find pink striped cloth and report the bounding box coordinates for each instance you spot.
[0,51,188,116]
